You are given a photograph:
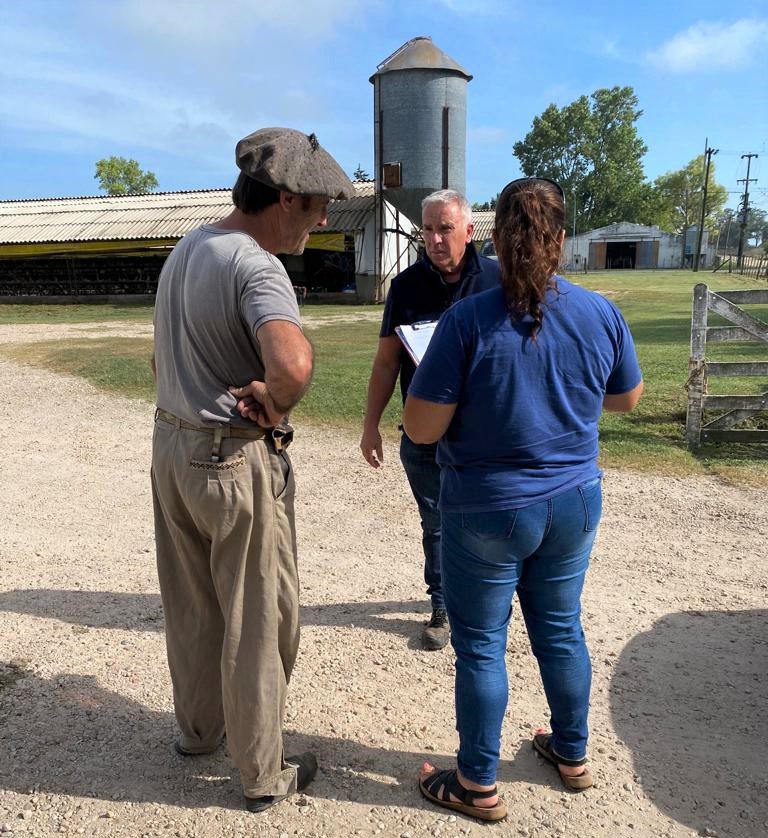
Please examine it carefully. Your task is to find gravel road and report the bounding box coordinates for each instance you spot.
[0,322,766,838]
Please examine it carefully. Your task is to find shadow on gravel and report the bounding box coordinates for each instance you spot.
[0,669,541,812]
[610,609,768,838]
[0,589,431,646]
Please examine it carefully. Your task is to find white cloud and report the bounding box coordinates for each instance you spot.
[102,0,371,50]
[646,18,768,72]
[469,126,505,144]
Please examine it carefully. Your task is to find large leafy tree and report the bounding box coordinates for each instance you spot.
[651,155,727,234]
[94,156,159,195]
[710,209,740,254]
[745,208,768,250]
[512,86,650,233]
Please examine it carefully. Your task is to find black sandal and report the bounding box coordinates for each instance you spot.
[418,767,507,822]
[532,733,593,791]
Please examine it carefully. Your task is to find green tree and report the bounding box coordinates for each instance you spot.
[353,164,370,182]
[745,207,768,249]
[471,194,498,212]
[651,155,727,265]
[651,155,727,233]
[94,156,159,195]
[512,86,650,233]
[711,208,740,254]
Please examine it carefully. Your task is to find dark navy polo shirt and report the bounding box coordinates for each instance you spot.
[380,241,501,402]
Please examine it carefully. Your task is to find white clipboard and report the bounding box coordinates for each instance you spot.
[395,320,438,365]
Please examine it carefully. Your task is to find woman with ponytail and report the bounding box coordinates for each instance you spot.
[403,178,643,821]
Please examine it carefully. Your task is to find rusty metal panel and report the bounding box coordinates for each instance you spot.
[636,240,654,269]
[588,241,606,270]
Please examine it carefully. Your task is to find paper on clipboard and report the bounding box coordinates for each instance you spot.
[395,320,438,365]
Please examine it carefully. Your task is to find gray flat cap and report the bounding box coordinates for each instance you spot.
[236,127,355,200]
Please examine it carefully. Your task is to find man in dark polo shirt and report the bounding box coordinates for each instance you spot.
[360,189,500,650]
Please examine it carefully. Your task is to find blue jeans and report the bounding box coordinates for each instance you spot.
[399,434,444,612]
[442,478,602,785]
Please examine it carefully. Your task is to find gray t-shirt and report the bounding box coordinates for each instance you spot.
[153,224,302,426]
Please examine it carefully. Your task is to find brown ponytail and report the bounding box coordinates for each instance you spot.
[493,178,565,338]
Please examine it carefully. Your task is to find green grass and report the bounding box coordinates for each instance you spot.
[0,303,154,325]
[1,338,156,402]
[1,270,767,484]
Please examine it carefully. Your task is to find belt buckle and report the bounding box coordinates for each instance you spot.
[271,421,294,452]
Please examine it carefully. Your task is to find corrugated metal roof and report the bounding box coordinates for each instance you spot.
[350,180,374,197]
[471,210,494,242]
[0,182,375,246]
[322,195,375,233]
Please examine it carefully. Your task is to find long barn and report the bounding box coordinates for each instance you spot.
[0,183,423,302]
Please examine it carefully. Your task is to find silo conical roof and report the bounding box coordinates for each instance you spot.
[369,36,472,82]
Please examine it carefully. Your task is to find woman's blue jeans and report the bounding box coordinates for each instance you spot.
[442,478,602,785]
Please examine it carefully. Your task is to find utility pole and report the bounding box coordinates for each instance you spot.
[693,142,718,272]
[571,184,577,267]
[736,153,758,268]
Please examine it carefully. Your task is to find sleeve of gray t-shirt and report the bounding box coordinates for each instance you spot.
[236,245,302,336]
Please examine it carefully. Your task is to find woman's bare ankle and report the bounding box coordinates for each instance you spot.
[456,769,498,806]
[558,763,586,776]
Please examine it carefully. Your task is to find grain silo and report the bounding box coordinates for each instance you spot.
[370,36,473,224]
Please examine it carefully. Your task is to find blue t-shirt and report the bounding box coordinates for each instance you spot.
[408,278,642,512]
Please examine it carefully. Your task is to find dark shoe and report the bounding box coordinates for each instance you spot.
[245,752,318,813]
[532,732,593,791]
[419,766,507,822]
[422,609,449,650]
[174,738,222,757]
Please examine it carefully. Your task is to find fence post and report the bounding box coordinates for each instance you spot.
[686,283,709,446]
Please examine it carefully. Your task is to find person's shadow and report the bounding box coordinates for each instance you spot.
[610,609,768,838]
[0,666,431,810]
[0,666,557,811]
[0,588,433,647]
[0,589,558,810]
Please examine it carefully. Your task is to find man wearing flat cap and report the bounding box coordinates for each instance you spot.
[151,127,354,813]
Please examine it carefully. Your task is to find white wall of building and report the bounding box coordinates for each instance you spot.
[355,199,418,301]
[564,222,714,270]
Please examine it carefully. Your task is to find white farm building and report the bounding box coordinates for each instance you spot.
[564,222,714,271]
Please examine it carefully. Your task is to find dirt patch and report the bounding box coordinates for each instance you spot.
[0,322,766,838]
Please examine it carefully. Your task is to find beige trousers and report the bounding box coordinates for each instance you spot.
[151,417,300,798]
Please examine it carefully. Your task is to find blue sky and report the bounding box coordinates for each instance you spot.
[1,0,767,213]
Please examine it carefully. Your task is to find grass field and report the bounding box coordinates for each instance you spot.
[1,271,767,485]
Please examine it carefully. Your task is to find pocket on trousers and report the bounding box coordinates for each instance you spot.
[578,477,602,532]
[271,450,293,500]
[188,454,246,483]
[461,509,518,540]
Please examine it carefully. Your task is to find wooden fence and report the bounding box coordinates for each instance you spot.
[685,284,768,446]
[713,254,768,279]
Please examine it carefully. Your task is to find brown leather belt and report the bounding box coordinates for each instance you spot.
[155,408,295,459]
[155,408,267,440]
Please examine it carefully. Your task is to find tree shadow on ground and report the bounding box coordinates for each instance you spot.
[0,590,431,646]
[610,609,768,838]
